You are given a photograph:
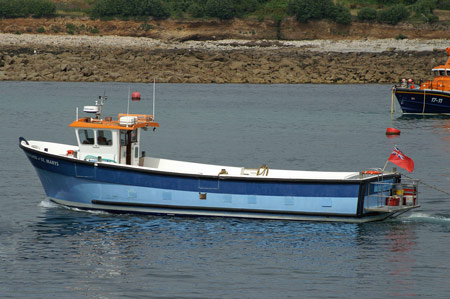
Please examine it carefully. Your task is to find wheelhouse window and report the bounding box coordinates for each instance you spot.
[120,130,137,146]
[120,130,127,146]
[130,130,137,143]
[79,129,95,145]
[97,130,112,146]
[440,70,445,76]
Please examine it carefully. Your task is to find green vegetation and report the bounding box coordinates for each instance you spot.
[1,0,450,26]
[377,4,410,25]
[412,0,439,22]
[357,7,377,21]
[0,0,56,18]
[286,0,352,24]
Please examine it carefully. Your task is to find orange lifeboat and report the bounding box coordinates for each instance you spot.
[394,48,450,114]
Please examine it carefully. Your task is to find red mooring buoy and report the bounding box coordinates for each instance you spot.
[131,91,141,101]
[386,127,401,135]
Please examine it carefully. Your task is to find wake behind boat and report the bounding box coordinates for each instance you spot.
[393,47,450,115]
[19,90,419,223]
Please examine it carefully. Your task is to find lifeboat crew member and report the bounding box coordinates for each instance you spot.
[401,78,407,88]
[407,78,413,88]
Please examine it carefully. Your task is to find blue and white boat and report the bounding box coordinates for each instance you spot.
[19,91,420,223]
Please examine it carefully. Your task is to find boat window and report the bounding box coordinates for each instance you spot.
[440,70,445,76]
[135,146,139,159]
[97,130,112,146]
[130,130,137,143]
[79,129,95,145]
[434,70,439,77]
[120,130,137,146]
[120,131,127,146]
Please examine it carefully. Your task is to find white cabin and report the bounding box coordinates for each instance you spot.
[69,113,158,166]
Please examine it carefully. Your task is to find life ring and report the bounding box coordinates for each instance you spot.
[66,150,74,156]
[362,170,381,175]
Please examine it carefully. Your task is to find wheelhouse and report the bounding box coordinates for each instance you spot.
[70,114,158,166]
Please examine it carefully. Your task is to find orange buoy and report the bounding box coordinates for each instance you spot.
[386,127,401,135]
[131,91,141,101]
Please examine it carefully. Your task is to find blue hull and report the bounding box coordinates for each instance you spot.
[394,88,450,114]
[21,143,402,222]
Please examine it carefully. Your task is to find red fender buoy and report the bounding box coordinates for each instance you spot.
[131,91,141,101]
[386,127,401,135]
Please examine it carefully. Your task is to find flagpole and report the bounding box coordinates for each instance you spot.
[382,160,389,172]
[391,87,394,114]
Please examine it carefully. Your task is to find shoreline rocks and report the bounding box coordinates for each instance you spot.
[0,34,447,84]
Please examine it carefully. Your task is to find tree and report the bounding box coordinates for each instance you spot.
[205,0,235,20]
[333,4,352,25]
[377,4,410,25]
[287,0,345,23]
[357,7,377,21]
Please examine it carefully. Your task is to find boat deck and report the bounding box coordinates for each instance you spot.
[25,140,370,181]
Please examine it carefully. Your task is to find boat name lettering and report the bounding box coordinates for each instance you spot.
[26,153,59,166]
[431,97,443,104]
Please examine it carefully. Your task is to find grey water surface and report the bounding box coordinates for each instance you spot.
[1,82,449,298]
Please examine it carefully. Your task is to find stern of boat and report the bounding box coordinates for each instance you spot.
[364,178,420,218]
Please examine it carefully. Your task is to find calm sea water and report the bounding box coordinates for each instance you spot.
[1,82,449,298]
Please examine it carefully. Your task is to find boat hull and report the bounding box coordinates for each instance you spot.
[21,142,410,223]
[394,88,450,114]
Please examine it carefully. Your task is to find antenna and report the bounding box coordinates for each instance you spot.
[127,86,130,116]
[152,79,156,121]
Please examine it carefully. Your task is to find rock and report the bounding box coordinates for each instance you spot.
[0,36,442,84]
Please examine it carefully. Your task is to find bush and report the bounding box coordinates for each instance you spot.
[0,0,55,18]
[332,4,352,25]
[66,23,77,32]
[287,0,335,23]
[89,26,100,34]
[437,0,450,10]
[205,0,235,20]
[91,0,169,19]
[233,0,260,17]
[51,25,61,33]
[36,26,45,33]
[28,0,56,17]
[413,0,439,22]
[357,7,377,21]
[187,3,205,18]
[414,0,437,15]
[142,0,170,19]
[377,4,410,25]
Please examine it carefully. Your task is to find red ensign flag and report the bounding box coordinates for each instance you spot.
[388,146,414,172]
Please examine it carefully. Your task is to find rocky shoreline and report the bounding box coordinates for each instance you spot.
[1,33,449,84]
